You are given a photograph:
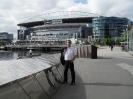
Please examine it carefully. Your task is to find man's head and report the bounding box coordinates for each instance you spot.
[66,40,72,47]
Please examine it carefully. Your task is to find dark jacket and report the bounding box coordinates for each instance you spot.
[60,47,67,65]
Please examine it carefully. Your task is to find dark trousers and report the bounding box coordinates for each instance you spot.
[64,61,75,83]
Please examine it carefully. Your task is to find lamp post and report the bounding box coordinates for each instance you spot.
[126,25,129,51]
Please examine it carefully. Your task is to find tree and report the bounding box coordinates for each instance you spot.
[121,31,128,42]
[0,40,5,46]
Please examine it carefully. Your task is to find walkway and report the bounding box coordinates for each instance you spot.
[54,46,133,99]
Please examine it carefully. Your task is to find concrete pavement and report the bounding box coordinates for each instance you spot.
[54,46,133,99]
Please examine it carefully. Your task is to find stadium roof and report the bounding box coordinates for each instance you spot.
[18,11,100,27]
[31,23,89,29]
[18,21,44,28]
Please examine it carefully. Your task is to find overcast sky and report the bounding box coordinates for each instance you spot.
[0,0,133,38]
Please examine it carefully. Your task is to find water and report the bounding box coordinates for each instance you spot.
[0,50,43,61]
[0,51,17,60]
[0,50,60,61]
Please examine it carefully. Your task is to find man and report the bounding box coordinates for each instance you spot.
[63,40,77,85]
[29,49,32,57]
[110,43,114,51]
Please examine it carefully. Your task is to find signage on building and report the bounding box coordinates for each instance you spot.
[52,19,62,24]
[44,20,52,24]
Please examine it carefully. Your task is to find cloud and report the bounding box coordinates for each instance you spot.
[0,0,133,38]
[88,0,133,18]
[66,0,133,18]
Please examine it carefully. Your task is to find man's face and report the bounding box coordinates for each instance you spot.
[66,41,71,47]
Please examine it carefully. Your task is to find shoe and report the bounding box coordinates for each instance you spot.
[62,81,67,84]
[70,82,75,85]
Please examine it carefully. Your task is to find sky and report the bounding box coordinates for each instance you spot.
[74,0,87,4]
[0,0,133,38]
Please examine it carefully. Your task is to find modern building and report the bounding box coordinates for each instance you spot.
[128,26,133,52]
[93,16,130,41]
[18,29,30,40]
[17,13,94,44]
[0,32,13,44]
[17,11,131,44]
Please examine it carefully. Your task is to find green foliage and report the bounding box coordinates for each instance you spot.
[103,37,112,45]
[115,38,121,45]
[0,40,5,46]
[93,39,100,45]
[93,35,125,46]
[121,31,128,42]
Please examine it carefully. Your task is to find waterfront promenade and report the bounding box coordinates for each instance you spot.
[54,46,133,99]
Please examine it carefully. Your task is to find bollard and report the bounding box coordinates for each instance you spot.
[91,45,97,59]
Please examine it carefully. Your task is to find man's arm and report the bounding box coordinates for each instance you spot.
[71,48,77,62]
[71,55,77,62]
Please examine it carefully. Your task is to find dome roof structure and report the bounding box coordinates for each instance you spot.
[20,11,100,23]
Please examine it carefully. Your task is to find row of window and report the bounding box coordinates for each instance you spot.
[31,37,73,41]
[32,33,69,36]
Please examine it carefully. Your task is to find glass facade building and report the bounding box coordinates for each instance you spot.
[0,32,13,44]
[93,17,129,41]
[18,17,93,44]
[29,23,92,44]
[17,11,131,45]
[128,27,133,52]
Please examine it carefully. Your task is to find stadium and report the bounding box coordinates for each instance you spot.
[17,11,130,45]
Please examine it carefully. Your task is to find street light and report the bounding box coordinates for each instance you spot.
[126,25,129,51]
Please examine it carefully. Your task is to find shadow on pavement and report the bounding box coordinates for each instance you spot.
[54,72,87,99]
[98,56,113,59]
[78,82,133,87]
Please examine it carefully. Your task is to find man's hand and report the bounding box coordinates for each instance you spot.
[71,55,77,62]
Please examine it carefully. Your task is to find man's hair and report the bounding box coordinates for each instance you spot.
[66,40,72,44]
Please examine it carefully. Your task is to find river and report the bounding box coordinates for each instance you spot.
[0,50,59,61]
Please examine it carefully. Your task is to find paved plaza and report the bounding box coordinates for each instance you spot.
[54,46,133,99]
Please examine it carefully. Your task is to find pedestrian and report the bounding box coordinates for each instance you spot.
[29,49,32,57]
[111,43,113,51]
[63,40,77,85]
